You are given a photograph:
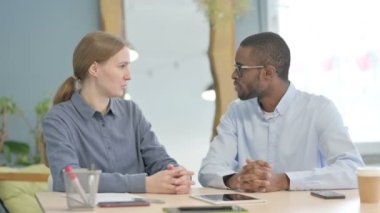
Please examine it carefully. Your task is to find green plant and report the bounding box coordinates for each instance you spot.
[0,96,52,166]
[3,140,31,166]
[195,0,251,27]
[0,96,20,153]
[31,98,51,164]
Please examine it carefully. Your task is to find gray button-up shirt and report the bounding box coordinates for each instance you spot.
[43,91,177,192]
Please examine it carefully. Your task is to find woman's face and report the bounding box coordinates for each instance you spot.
[95,46,131,98]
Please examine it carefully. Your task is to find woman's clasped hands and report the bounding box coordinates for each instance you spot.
[146,164,195,194]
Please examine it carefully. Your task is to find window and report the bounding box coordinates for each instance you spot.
[277,0,380,144]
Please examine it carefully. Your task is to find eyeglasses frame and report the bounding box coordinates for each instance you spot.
[234,64,265,77]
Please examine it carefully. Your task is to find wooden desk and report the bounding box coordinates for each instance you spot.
[36,188,380,213]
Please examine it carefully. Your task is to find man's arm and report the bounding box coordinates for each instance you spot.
[287,100,364,190]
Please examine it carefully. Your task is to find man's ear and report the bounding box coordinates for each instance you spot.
[264,65,277,79]
[88,62,98,77]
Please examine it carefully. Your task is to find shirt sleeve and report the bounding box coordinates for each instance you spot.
[43,110,147,193]
[287,100,365,190]
[132,102,178,175]
[198,103,239,189]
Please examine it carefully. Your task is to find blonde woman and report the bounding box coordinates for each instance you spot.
[44,31,194,194]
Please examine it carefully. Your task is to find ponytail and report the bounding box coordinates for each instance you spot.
[53,76,77,105]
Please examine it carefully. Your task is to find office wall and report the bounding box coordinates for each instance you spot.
[0,0,99,154]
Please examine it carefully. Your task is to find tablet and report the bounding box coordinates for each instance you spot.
[190,193,266,205]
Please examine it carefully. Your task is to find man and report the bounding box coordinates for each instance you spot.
[198,32,364,192]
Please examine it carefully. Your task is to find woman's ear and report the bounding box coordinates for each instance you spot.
[88,62,98,77]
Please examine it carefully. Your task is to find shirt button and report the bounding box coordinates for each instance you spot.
[107,146,111,150]
[102,123,105,127]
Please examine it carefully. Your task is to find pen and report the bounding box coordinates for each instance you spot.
[65,165,89,205]
[88,164,96,205]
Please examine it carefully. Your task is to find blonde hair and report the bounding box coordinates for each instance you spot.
[53,31,126,105]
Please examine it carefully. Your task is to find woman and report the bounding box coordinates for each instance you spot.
[43,31,194,193]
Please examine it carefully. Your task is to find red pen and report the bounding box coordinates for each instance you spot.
[65,165,88,205]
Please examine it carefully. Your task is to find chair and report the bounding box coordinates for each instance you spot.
[0,164,50,213]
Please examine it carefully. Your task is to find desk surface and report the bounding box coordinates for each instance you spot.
[36,188,380,213]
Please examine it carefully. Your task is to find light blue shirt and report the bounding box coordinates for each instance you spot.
[199,83,364,190]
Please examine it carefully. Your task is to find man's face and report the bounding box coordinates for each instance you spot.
[232,46,266,100]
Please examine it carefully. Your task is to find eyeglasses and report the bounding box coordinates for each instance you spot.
[234,64,265,77]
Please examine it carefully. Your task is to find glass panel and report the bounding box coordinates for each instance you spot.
[278,0,380,143]
[123,0,213,183]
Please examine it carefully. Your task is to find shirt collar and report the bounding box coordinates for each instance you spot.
[71,91,116,118]
[108,99,117,116]
[275,82,297,115]
[255,82,297,118]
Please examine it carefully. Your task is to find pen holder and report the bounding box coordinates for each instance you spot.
[63,168,101,211]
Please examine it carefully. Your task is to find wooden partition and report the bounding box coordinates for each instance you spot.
[99,0,124,37]
[207,0,237,138]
